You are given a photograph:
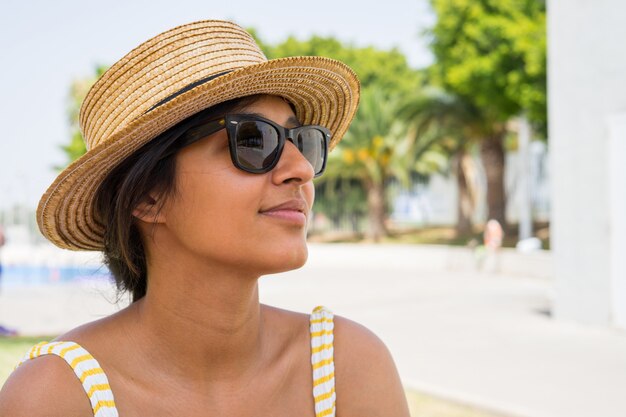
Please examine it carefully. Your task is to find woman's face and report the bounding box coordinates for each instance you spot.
[154,95,316,276]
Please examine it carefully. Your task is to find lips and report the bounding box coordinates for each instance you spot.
[259,199,308,226]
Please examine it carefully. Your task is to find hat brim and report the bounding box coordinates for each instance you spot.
[37,56,360,250]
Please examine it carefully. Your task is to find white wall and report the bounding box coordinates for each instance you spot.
[608,115,626,328]
[549,0,626,326]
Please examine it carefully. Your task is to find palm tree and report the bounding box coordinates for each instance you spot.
[321,86,447,241]
[399,88,486,236]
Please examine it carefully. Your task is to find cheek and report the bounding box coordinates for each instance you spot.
[165,172,257,256]
[161,168,313,273]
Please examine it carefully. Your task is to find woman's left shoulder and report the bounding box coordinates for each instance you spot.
[332,314,395,372]
[333,314,386,351]
[333,314,411,417]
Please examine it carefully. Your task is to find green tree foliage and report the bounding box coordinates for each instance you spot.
[427,0,547,134]
[58,65,108,169]
[263,35,423,93]
[425,0,547,226]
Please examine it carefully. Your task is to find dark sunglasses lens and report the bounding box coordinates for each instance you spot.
[234,121,280,171]
[296,128,327,175]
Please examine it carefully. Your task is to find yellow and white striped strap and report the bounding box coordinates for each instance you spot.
[15,341,119,417]
[310,305,335,417]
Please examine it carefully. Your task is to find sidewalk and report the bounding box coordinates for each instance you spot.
[2,244,625,417]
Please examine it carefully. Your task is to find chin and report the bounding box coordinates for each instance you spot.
[261,241,309,274]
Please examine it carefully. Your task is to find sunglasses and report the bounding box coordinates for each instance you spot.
[175,114,331,177]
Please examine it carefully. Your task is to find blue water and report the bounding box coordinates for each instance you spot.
[0,264,111,286]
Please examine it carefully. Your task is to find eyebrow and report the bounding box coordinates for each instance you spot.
[240,112,302,128]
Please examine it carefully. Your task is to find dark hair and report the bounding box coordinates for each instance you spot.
[94,95,265,303]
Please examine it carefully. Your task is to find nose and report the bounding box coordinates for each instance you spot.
[271,139,315,184]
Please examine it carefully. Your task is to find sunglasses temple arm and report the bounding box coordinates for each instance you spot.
[183,119,226,146]
[159,119,226,160]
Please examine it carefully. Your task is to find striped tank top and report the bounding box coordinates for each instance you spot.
[15,305,336,417]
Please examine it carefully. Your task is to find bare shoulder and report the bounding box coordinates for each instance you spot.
[0,312,128,417]
[333,315,411,417]
[0,352,93,417]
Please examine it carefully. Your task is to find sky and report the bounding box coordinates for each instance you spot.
[0,0,434,210]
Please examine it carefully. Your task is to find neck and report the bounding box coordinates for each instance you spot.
[126,251,267,383]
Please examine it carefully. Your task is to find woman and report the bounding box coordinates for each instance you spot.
[0,20,410,416]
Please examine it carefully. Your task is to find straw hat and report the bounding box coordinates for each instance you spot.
[37,20,360,251]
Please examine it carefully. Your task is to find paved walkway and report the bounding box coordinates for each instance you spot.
[1,244,625,417]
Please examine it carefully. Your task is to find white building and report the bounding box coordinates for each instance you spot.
[549,0,626,329]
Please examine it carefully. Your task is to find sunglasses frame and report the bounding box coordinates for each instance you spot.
[178,113,331,177]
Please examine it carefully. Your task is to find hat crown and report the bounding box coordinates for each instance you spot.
[79,20,267,150]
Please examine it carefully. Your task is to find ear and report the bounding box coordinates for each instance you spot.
[132,195,167,224]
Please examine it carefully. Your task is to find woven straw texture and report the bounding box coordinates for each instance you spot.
[37,20,360,250]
